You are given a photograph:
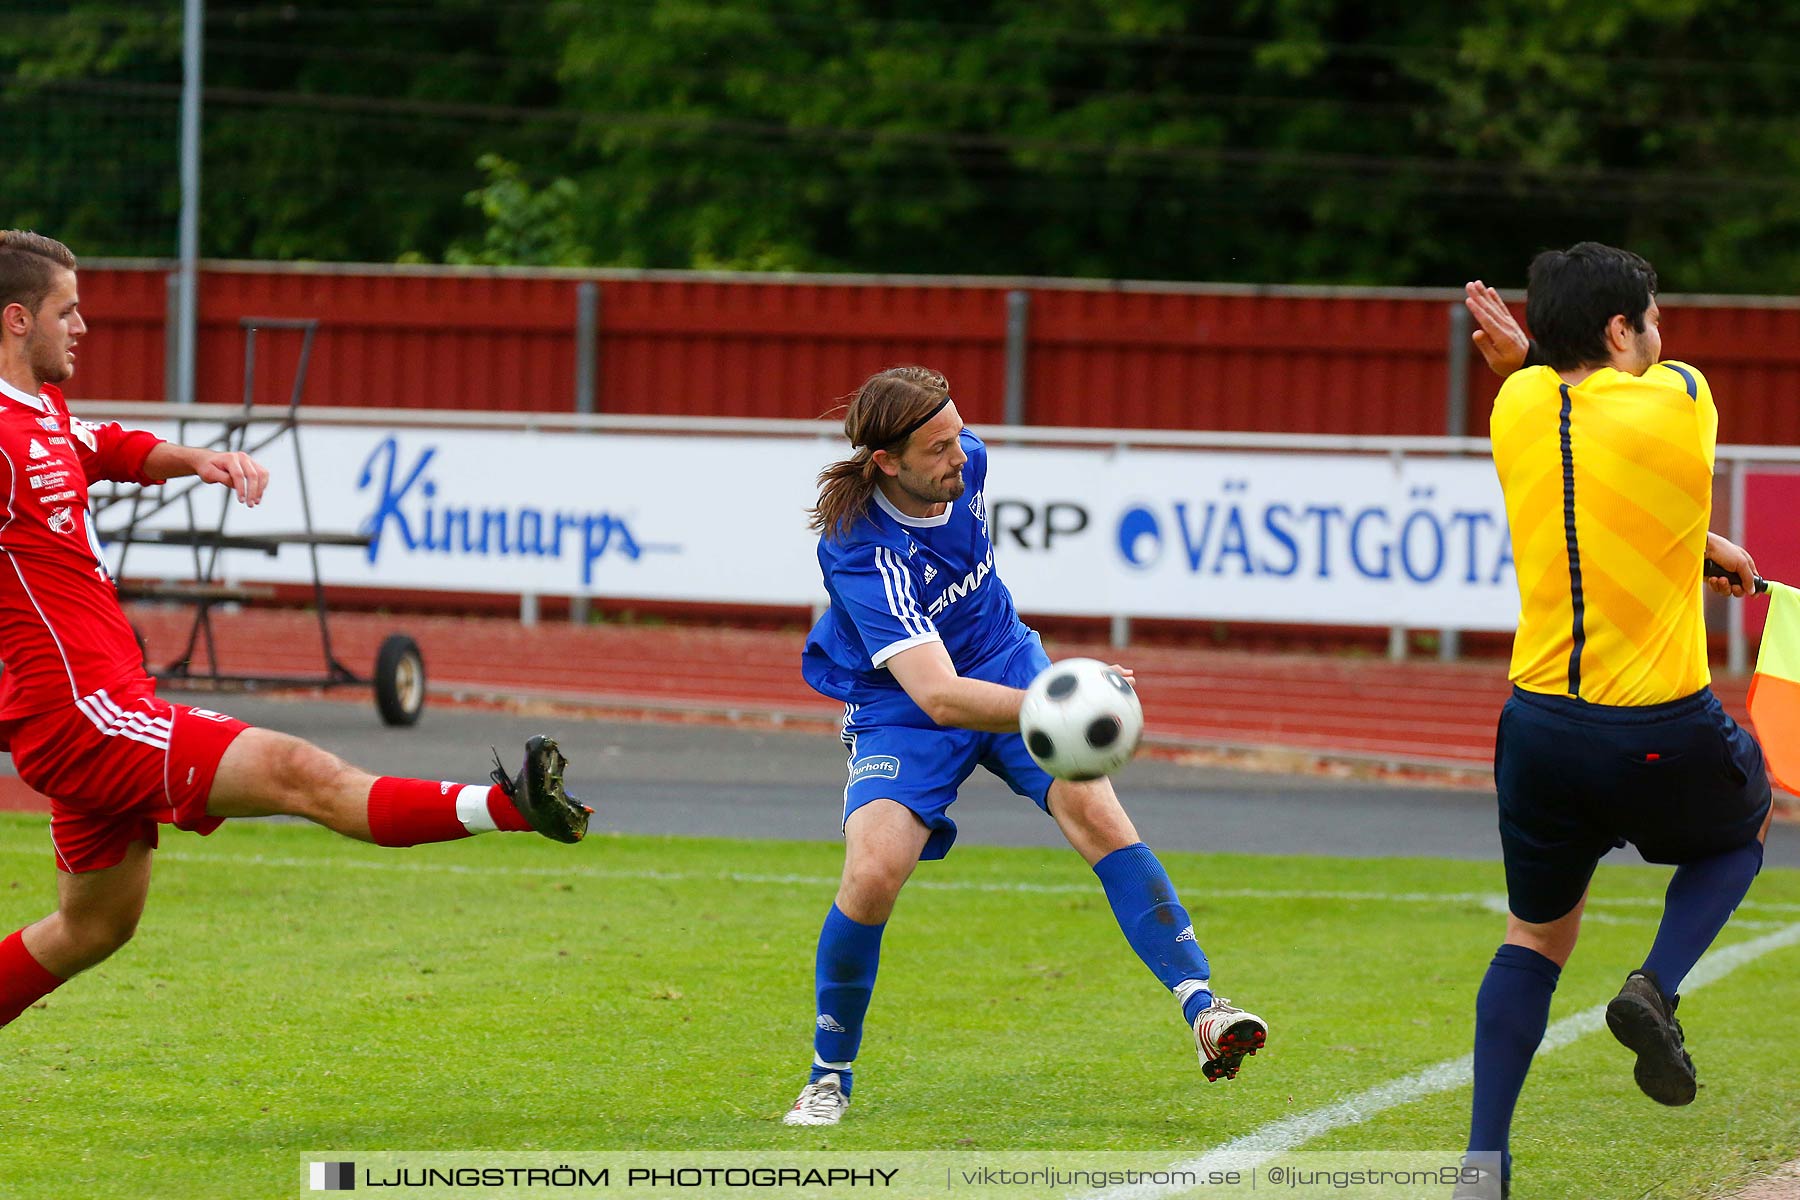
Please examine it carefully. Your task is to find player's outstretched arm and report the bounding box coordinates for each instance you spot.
[1464,280,1531,378]
[143,444,269,507]
[885,641,1024,733]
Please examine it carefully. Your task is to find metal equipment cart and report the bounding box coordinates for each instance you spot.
[97,318,427,726]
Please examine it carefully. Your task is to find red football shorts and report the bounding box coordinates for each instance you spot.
[1,680,251,874]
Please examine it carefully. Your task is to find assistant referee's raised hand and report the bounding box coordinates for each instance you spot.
[195,449,270,507]
[1463,281,1531,378]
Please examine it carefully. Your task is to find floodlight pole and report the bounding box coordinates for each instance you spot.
[175,0,203,406]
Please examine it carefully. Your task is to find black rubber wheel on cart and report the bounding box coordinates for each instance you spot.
[373,634,426,727]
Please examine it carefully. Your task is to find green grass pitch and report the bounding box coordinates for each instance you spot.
[3,812,1800,1199]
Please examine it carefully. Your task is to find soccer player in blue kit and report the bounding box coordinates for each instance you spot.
[781,365,1266,1126]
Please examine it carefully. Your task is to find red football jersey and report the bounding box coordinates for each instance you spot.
[0,379,162,719]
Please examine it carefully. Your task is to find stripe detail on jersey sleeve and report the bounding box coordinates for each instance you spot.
[872,546,934,638]
[1662,362,1698,400]
[1558,383,1587,697]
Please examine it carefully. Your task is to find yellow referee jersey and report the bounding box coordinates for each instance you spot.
[1491,361,1718,707]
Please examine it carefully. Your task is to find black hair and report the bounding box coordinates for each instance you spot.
[1524,242,1658,372]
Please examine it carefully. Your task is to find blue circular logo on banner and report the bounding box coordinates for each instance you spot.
[1117,506,1162,569]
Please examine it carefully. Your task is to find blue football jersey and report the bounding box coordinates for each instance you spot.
[802,430,1033,711]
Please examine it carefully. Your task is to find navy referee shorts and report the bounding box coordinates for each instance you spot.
[1494,685,1771,924]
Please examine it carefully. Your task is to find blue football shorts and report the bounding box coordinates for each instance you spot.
[1494,685,1771,924]
[838,633,1055,860]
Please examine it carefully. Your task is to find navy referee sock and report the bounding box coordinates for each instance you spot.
[1468,943,1560,1178]
[1642,839,1764,999]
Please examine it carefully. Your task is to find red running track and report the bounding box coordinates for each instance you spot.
[116,605,1753,771]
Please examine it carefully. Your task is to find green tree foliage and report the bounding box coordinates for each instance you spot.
[442,154,590,267]
[5,0,1800,288]
[1393,0,1800,291]
[2,1,562,261]
[0,5,186,257]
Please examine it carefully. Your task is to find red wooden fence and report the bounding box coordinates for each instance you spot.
[72,260,1800,443]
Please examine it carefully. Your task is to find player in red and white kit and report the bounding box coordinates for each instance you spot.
[0,231,594,1034]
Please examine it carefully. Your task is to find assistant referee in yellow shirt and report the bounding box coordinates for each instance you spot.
[1454,243,1772,1200]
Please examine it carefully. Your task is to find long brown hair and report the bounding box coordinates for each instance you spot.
[808,366,950,541]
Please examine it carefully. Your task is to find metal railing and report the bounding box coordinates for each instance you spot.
[78,402,1789,669]
[76,401,1496,452]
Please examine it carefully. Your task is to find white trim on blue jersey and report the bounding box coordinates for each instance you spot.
[869,628,943,668]
[873,487,952,528]
[839,704,859,829]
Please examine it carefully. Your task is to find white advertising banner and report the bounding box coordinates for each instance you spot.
[98,425,1521,631]
[101,424,835,605]
[984,446,1520,629]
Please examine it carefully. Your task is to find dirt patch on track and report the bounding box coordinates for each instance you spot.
[1724,1162,1800,1199]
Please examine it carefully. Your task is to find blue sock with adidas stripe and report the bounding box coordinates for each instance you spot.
[810,903,885,1098]
[1093,843,1213,1023]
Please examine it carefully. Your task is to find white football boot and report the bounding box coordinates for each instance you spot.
[1192,997,1268,1081]
[782,1072,850,1126]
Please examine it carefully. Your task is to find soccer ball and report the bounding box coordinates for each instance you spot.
[1019,657,1144,781]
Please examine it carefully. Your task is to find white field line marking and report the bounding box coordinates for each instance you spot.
[1,840,1799,914]
[1082,918,1800,1200]
[1472,894,1789,930]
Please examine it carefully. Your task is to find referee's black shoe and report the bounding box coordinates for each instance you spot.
[491,735,592,844]
[1605,969,1697,1106]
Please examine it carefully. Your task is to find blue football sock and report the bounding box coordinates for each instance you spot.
[1092,843,1213,1024]
[1468,943,1560,1177]
[1641,839,1764,999]
[809,904,885,1098]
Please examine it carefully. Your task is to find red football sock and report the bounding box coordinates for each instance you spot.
[486,786,532,832]
[366,777,530,846]
[367,777,470,846]
[0,928,65,1028]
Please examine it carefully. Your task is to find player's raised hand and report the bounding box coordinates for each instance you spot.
[195,450,270,507]
[1464,281,1530,378]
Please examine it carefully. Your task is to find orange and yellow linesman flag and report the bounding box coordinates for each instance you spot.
[1749,580,1800,795]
